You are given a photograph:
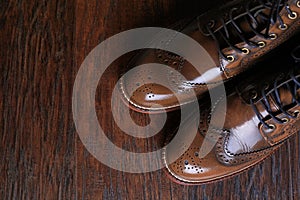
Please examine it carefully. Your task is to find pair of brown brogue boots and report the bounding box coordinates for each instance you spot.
[119,0,300,184]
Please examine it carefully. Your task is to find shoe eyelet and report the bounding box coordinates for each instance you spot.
[288,12,297,19]
[269,33,277,40]
[294,110,300,117]
[207,20,215,28]
[262,124,276,133]
[258,41,266,48]
[269,124,275,129]
[250,90,258,100]
[279,24,288,30]
[226,55,235,62]
[264,83,269,90]
[297,1,300,8]
[281,118,289,124]
[241,48,250,55]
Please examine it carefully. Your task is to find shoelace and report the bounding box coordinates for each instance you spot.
[250,45,300,129]
[201,0,295,63]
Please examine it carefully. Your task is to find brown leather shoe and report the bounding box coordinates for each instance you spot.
[120,0,300,113]
[162,45,300,184]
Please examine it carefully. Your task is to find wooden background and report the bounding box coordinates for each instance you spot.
[1,0,299,199]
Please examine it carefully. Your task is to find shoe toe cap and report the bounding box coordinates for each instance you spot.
[119,49,193,112]
[120,80,180,112]
[163,132,275,184]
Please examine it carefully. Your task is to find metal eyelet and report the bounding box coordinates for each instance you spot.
[288,12,297,19]
[269,124,275,129]
[264,83,269,90]
[241,48,250,55]
[279,24,288,30]
[250,90,258,99]
[258,41,266,48]
[207,20,215,28]
[262,124,276,133]
[226,55,235,62]
[269,33,277,40]
[281,118,289,124]
[297,1,300,8]
[294,110,300,117]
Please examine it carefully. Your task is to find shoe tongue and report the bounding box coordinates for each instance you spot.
[239,7,272,33]
[239,76,299,116]
[262,86,294,114]
[215,4,275,49]
[221,84,299,160]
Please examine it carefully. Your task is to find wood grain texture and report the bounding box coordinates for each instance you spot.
[0,0,299,199]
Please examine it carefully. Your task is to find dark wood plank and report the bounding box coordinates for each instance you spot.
[1,0,299,199]
[0,0,76,199]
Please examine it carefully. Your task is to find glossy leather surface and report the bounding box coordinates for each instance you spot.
[163,129,279,184]
[214,67,300,165]
[163,49,300,184]
[120,0,300,113]
[215,89,300,166]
